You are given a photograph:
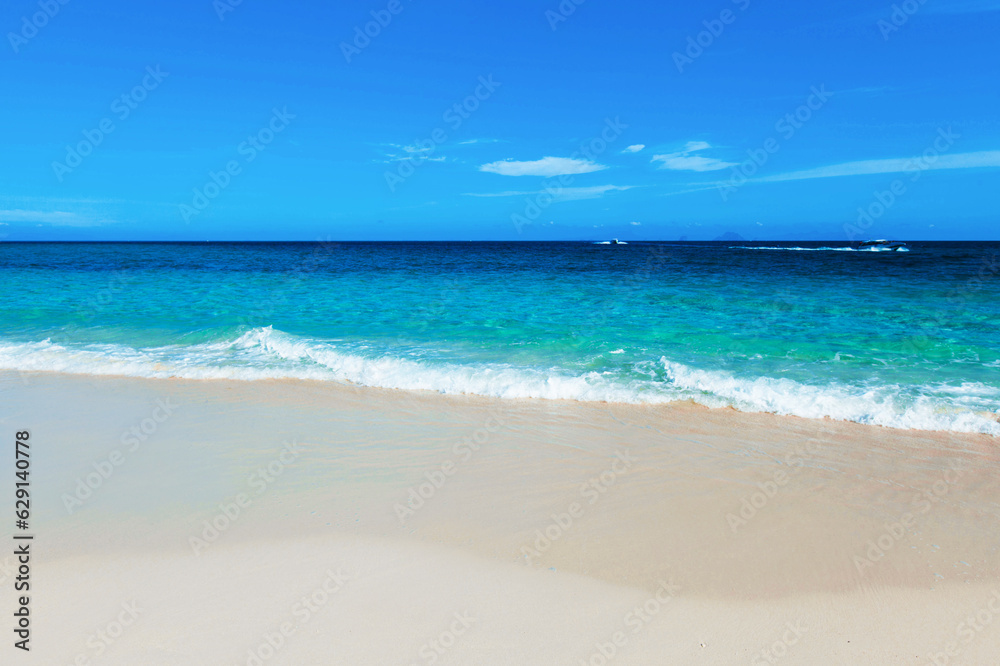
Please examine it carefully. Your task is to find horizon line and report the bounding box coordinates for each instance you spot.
[2,239,997,244]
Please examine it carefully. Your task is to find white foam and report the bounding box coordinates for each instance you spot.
[659,359,999,435]
[732,246,910,253]
[1,329,995,436]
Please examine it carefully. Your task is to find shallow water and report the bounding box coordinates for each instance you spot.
[1,241,998,434]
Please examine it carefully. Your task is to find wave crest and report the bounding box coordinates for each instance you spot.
[731,246,910,252]
[0,327,995,435]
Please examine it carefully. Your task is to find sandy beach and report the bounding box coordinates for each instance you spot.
[6,0,1000,660]
[2,370,998,664]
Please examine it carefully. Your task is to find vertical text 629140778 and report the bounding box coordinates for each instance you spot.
[13,430,32,652]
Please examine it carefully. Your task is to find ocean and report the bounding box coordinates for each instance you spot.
[2,241,998,435]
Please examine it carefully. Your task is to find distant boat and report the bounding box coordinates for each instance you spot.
[594,238,628,245]
[858,239,907,251]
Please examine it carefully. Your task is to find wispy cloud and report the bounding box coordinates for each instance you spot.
[463,190,533,198]
[379,143,446,164]
[622,144,645,154]
[756,150,1000,183]
[0,209,110,227]
[382,155,446,163]
[652,141,737,172]
[479,156,607,177]
[458,138,502,145]
[464,185,633,201]
[554,185,633,200]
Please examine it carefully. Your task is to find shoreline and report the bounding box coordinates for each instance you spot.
[4,370,1000,663]
[4,366,998,438]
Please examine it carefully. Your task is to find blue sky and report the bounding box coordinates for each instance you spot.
[1,0,998,241]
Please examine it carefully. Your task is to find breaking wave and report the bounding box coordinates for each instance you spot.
[1,327,995,435]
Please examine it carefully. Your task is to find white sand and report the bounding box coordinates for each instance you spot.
[2,371,999,664]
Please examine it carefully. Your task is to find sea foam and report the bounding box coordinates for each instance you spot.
[1,327,996,436]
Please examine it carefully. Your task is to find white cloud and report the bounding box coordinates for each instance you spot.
[462,190,535,198]
[464,185,633,201]
[622,144,645,154]
[630,221,641,226]
[756,150,1000,183]
[681,140,711,152]
[654,154,738,171]
[380,143,447,164]
[0,210,107,227]
[553,185,632,200]
[479,156,607,177]
[652,141,736,172]
[382,142,433,156]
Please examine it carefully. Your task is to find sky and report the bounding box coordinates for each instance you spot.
[1,0,998,241]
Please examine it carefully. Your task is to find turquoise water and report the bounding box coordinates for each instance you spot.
[1,241,998,434]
